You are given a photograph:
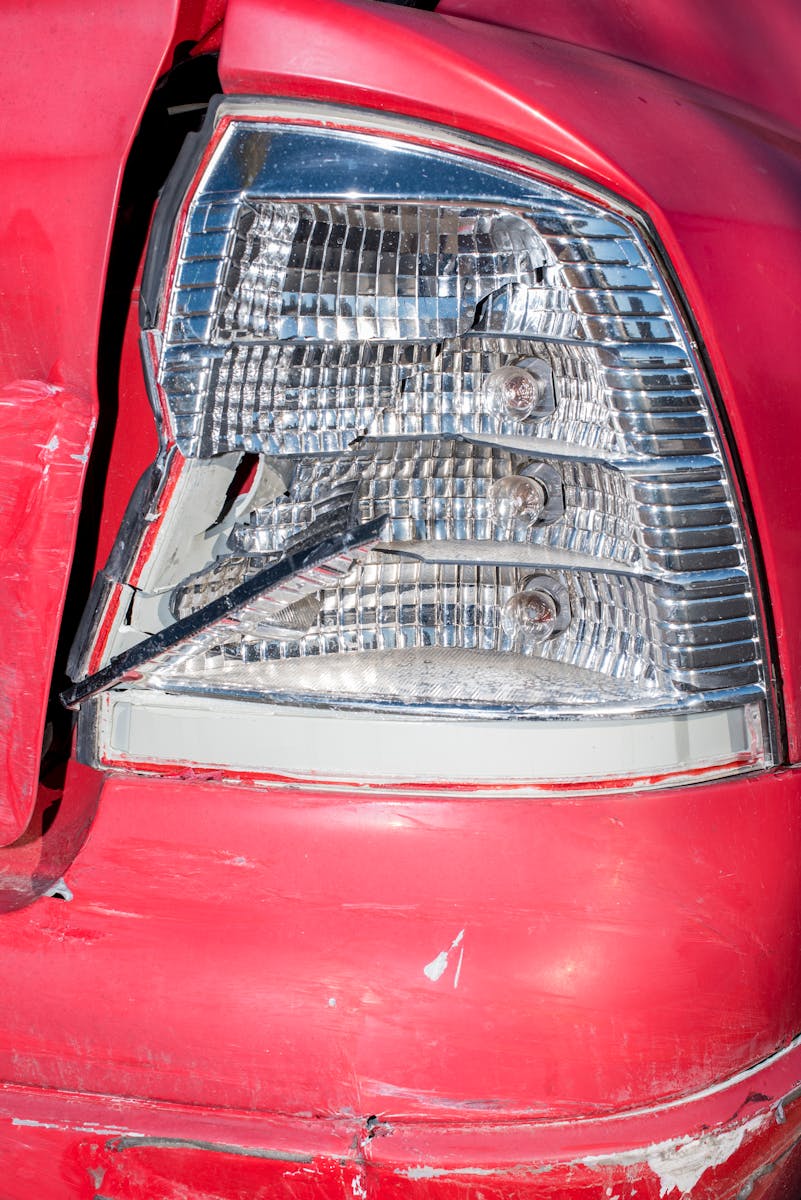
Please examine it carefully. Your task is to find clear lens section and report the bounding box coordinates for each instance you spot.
[216,203,543,343]
[489,475,547,529]
[72,113,772,784]
[484,363,550,420]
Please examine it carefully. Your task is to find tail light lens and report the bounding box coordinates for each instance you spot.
[65,101,774,791]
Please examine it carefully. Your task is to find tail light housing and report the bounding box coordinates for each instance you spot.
[64,99,775,792]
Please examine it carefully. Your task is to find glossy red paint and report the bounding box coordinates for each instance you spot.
[0,0,182,392]
[438,0,801,133]
[5,766,801,1117]
[218,0,801,760]
[3,0,801,1196]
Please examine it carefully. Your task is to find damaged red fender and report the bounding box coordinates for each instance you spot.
[0,0,185,842]
[0,383,93,844]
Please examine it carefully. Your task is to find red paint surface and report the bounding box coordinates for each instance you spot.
[3,767,801,1118]
[0,0,180,392]
[1,1068,801,1199]
[438,0,801,133]
[218,0,801,758]
[1,766,801,1194]
[2,0,801,1195]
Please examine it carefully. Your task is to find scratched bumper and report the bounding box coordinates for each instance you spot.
[2,1044,801,1199]
[2,765,801,1196]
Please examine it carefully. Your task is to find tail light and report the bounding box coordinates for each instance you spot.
[64,100,775,792]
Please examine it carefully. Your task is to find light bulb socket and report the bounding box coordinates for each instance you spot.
[483,357,556,423]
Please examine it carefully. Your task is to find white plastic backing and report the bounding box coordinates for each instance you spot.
[91,689,765,792]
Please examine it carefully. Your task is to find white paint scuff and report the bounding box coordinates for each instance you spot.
[43,877,73,902]
[582,1114,766,1197]
[399,1165,497,1180]
[423,929,464,986]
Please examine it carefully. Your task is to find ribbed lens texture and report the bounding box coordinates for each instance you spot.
[144,123,765,713]
[216,203,542,342]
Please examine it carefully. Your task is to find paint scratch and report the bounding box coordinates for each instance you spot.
[424,929,464,984]
[453,943,465,988]
[582,1114,766,1197]
[398,1166,499,1180]
[109,1135,313,1162]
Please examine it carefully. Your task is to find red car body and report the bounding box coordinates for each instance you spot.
[1,1,801,1196]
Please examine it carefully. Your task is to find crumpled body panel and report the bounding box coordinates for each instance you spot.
[0,383,93,843]
[0,0,182,842]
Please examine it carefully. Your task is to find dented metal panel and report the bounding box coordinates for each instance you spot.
[0,383,93,844]
[1,1055,801,1198]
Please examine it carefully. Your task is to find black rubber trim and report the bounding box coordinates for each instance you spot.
[374,0,439,7]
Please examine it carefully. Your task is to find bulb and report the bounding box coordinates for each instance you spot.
[484,365,546,420]
[501,587,559,644]
[489,474,546,528]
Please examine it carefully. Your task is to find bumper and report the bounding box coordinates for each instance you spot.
[1,1038,801,1198]
[1,763,801,1195]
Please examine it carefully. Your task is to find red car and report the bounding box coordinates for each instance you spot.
[2,1,801,1196]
